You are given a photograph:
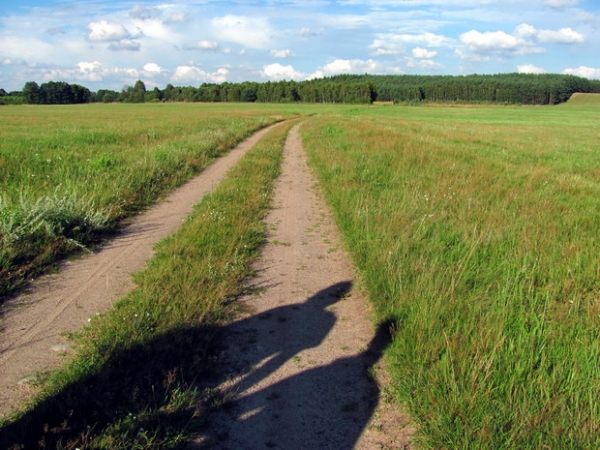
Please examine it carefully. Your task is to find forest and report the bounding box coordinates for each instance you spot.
[2,73,600,106]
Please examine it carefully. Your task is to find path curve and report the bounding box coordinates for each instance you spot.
[191,124,413,449]
[0,123,279,417]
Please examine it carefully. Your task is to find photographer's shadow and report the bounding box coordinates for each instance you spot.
[194,281,393,449]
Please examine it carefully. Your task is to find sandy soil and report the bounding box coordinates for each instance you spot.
[0,124,277,417]
[191,124,413,449]
[1,122,414,448]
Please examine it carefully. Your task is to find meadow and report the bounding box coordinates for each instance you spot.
[0,103,298,295]
[303,95,600,448]
[1,97,600,448]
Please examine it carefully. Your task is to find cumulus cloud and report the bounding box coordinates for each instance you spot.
[262,63,303,80]
[143,63,165,76]
[515,24,584,44]
[517,64,546,74]
[459,23,585,61]
[459,29,543,59]
[563,66,600,79]
[212,15,271,49]
[77,61,102,73]
[461,30,526,52]
[412,47,437,59]
[271,49,294,58]
[171,66,228,84]
[315,58,380,77]
[88,20,130,42]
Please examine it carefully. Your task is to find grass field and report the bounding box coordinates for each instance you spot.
[1,97,600,448]
[303,95,600,448]
[0,103,301,295]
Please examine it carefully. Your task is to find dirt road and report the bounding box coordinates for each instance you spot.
[191,124,413,449]
[1,123,413,448]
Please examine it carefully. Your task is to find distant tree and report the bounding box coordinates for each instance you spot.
[23,81,42,104]
[95,89,119,103]
[130,79,147,103]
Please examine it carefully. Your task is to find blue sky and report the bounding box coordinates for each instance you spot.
[0,0,598,92]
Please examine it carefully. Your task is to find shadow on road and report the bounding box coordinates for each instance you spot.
[0,282,393,450]
[193,281,394,449]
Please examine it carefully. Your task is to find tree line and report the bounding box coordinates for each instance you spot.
[2,73,600,106]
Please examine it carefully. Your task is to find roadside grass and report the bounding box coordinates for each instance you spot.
[0,103,288,296]
[302,102,600,448]
[0,119,294,450]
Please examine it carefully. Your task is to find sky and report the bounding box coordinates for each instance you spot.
[0,0,599,92]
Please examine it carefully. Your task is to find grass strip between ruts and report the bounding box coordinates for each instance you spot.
[0,119,295,450]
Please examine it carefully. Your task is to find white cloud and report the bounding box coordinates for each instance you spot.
[563,66,600,79]
[271,49,294,58]
[143,63,165,76]
[198,40,219,50]
[77,61,102,73]
[318,58,380,76]
[412,47,437,59]
[517,64,546,74]
[88,20,130,42]
[130,18,178,42]
[537,28,584,44]
[212,15,271,49]
[515,24,584,44]
[262,63,303,80]
[459,29,543,59]
[370,39,404,55]
[461,30,524,51]
[171,65,229,84]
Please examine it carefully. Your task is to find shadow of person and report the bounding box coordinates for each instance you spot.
[213,281,354,398]
[0,281,388,450]
[193,286,394,449]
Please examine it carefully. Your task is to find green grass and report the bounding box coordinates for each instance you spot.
[3,97,600,448]
[302,98,600,448]
[0,103,292,296]
[0,117,296,450]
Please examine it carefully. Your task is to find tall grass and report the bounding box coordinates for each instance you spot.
[0,118,295,450]
[302,102,600,448]
[0,104,286,295]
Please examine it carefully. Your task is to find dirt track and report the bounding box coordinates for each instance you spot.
[0,123,413,448]
[191,124,413,448]
[0,125,276,416]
